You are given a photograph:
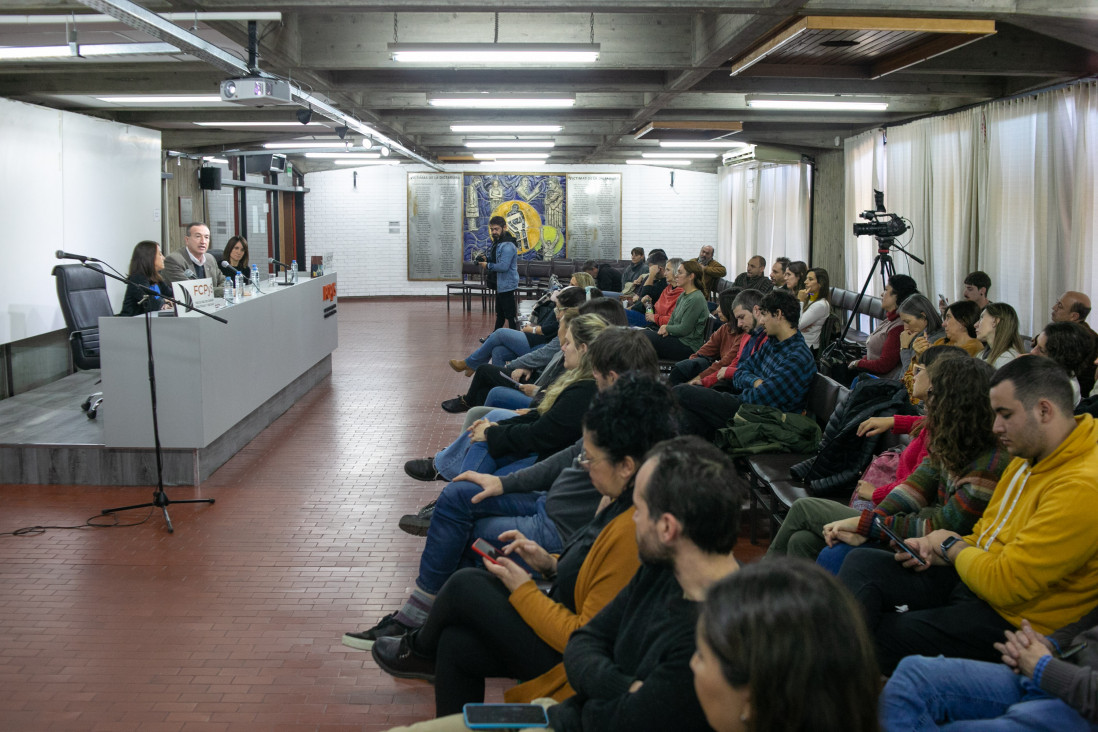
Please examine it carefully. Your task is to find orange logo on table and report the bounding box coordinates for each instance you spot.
[323,283,337,301]
[193,283,212,297]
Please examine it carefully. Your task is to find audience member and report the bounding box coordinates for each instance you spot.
[674,289,816,440]
[478,216,519,331]
[702,289,769,391]
[929,300,983,355]
[620,247,647,285]
[769,256,791,290]
[1051,292,1098,395]
[850,274,919,378]
[641,259,711,360]
[218,235,250,282]
[345,327,659,647]
[783,260,808,295]
[796,267,831,351]
[569,271,596,289]
[371,373,676,716]
[768,357,1006,564]
[939,270,991,315]
[120,240,172,316]
[162,222,226,297]
[976,302,1024,369]
[880,610,1098,731]
[696,559,881,732]
[629,250,669,310]
[638,257,682,327]
[1033,320,1095,406]
[732,255,773,293]
[839,356,1098,674]
[695,245,727,299]
[668,288,743,386]
[582,259,622,294]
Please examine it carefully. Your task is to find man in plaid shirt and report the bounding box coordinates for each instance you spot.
[674,289,817,440]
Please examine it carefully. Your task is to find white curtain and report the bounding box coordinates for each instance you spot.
[844,129,886,295]
[718,161,811,278]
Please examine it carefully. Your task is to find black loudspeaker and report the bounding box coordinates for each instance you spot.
[199,167,222,190]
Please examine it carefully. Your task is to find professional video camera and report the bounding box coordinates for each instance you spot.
[852,189,908,239]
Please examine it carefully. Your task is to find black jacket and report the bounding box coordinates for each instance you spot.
[485,379,597,462]
[119,273,165,316]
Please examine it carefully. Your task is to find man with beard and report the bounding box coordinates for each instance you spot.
[479,215,519,331]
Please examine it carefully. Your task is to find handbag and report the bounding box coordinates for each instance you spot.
[847,447,903,510]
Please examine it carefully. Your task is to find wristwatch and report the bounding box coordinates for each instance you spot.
[939,536,964,564]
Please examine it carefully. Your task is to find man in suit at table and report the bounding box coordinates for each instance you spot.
[162,222,225,298]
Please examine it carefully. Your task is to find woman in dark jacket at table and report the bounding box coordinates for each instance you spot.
[120,240,172,316]
[218,235,250,282]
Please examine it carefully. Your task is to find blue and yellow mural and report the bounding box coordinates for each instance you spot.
[463,173,568,262]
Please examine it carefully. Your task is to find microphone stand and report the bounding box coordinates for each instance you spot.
[89,262,226,532]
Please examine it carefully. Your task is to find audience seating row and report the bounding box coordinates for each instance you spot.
[447,258,635,312]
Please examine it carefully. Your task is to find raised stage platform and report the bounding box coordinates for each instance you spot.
[0,356,331,486]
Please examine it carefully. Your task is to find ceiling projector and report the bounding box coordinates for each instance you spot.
[220,78,294,106]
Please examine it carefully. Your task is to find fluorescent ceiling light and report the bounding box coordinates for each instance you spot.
[627,159,691,165]
[0,42,180,60]
[451,125,562,133]
[97,95,223,104]
[334,160,401,166]
[202,157,229,165]
[745,95,888,111]
[472,153,551,160]
[195,121,327,127]
[263,142,366,149]
[659,141,751,149]
[465,141,554,149]
[305,152,381,159]
[391,43,598,64]
[480,161,546,167]
[430,95,575,109]
[642,152,718,159]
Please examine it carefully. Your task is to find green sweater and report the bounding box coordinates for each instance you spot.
[663,289,709,352]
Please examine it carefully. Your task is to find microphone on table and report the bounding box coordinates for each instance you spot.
[182,269,197,279]
[55,250,100,263]
[221,260,241,274]
[268,257,291,271]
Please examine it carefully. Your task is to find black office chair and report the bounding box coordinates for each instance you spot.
[52,263,114,418]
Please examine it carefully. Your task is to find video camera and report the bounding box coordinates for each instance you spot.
[852,189,908,239]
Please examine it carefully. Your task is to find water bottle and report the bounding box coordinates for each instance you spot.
[290,259,298,284]
[224,275,235,303]
[251,264,261,294]
[235,272,244,300]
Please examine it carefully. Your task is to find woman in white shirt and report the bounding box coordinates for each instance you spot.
[797,267,831,352]
[974,302,1024,370]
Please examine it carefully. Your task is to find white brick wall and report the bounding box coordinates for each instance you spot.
[304,163,718,297]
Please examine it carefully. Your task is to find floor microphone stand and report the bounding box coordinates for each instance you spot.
[90,263,227,532]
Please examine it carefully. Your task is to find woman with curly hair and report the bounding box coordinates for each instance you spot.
[768,356,1010,567]
[692,559,880,732]
[975,302,1024,369]
[1033,320,1095,405]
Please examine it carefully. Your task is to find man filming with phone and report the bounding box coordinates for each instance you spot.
[838,356,1098,675]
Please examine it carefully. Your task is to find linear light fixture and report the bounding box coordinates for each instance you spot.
[465,141,554,149]
[195,121,328,127]
[202,157,229,164]
[0,42,180,60]
[263,142,366,149]
[472,153,551,160]
[97,95,223,104]
[391,43,598,65]
[659,141,751,149]
[642,152,718,159]
[480,161,546,167]
[745,95,889,111]
[334,160,402,166]
[451,124,562,133]
[305,152,381,159]
[429,94,575,109]
[627,159,692,166]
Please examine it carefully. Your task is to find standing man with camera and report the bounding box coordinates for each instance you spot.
[479,215,519,331]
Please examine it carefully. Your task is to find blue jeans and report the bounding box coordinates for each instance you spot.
[465,328,534,369]
[880,655,1095,731]
[416,483,563,594]
[817,542,878,575]
[485,387,532,410]
[624,309,648,327]
[434,409,538,481]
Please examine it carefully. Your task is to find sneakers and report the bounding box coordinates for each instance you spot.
[404,458,446,482]
[342,612,413,651]
[371,632,436,682]
[398,500,437,537]
[441,396,470,413]
[448,359,474,376]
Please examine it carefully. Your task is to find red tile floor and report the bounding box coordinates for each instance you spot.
[0,298,766,731]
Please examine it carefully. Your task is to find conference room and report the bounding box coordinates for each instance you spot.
[1,1,1096,729]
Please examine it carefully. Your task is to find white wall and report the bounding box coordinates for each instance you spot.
[304,163,718,296]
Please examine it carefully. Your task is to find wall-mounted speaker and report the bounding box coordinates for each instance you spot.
[199,166,222,191]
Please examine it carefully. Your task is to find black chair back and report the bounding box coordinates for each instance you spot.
[52,264,113,370]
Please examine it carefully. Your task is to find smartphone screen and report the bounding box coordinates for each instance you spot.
[471,538,502,564]
[874,517,928,567]
[500,372,521,386]
[463,703,549,728]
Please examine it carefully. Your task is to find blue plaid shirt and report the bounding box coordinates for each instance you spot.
[731,330,816,413]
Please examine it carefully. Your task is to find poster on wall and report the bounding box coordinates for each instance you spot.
[462,173,567,263]
[566,173,622,261]
[407,172,463,280]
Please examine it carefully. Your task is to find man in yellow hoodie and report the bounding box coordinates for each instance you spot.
[839,356,1098,674]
